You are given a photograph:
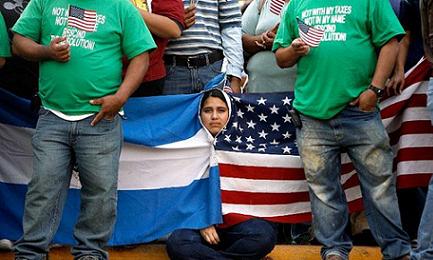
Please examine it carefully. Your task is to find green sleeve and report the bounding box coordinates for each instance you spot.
[11,0,43,42]
[0,13,11,57]
[120,2,156,60]
[272,1,296,51]
[369,0,405,48]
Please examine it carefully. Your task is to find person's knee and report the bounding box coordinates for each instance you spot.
[166,229,200,259]
[247,220,277,255]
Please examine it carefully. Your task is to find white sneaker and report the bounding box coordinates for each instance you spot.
[0,239,13,250]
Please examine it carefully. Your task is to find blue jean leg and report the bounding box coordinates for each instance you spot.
[71,115,122,260]
[14,109,76,260]
[427,77,433,125]
[412,176,433,260]
[296,115,352,260]
[166,219,277,260]
[163,60,222,95]
[13,110,122,260]
[339,106,410,260]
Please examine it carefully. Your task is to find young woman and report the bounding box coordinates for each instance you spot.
[166,89,277,260]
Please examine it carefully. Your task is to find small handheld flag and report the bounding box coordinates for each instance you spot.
[297,18,324,47]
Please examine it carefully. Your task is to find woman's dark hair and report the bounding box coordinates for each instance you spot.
[200,89,228,110]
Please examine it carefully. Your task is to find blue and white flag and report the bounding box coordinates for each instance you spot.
[0,88,222,245]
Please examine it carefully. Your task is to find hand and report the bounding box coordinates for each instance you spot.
[89,94,125,126]
[385,69,405,96]
[255,30,275,50]
[229,76,241,93]
[349,89,378,112]
[200,225,220,245]
[48,37,70,62]
[184,5,196,29]
[291,38,310,56]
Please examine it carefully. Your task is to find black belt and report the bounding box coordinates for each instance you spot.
[164,50,224,68]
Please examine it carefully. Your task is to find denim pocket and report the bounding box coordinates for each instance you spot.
[209,60,223,74]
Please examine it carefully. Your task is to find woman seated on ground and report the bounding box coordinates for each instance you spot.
[166,88,277,260]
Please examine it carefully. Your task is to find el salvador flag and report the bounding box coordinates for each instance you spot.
[0,88,222,245]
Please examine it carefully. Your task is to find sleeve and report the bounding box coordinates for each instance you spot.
[272,1,296,51]
[152,0,186,30]
[11,0,43,42]
[242,0,260,35]
[219,0,243,78]
[0,13,11,57]
[369,0,405,48]
[120,2,157,59]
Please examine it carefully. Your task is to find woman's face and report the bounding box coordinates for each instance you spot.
[200,96,229,136]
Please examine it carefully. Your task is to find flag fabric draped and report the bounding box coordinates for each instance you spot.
[217,58,433,226]
[0,91,222,246]
[0,59,432,244]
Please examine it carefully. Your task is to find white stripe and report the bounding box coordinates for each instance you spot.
[391,134,433,150]
[222,186,362,217]
[220,171,356,193]
[382,107,432,133]
[0,123,212,190]
[0,124,33,185]
[216,150,355,168]
[396,161,433,176]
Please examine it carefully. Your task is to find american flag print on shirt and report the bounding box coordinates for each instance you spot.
[297,17,325,47]
[216,58,433,227]
[270,0,286,16]
[68,5,97,32]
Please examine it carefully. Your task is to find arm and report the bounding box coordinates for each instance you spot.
[90,52,149,126]
[385,32,410,95]
[136,9,182,39]
[12,34,70,62]
[0,58,5,68]
[274,38,310,68]
[243,24,278,54]
[350,37,400,111]
[199,225,220,245]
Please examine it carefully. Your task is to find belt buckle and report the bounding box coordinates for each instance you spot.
[186,57,194,68]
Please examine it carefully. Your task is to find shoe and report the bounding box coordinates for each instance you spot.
[0,239,13,250]
[326,255,344,260]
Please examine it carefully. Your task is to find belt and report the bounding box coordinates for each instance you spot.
[164,50,224,68]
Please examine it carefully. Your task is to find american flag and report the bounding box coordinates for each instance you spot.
[270,0,286,16]
[68,5,97,32]
[297,17,324,48]
[216,58,433,227]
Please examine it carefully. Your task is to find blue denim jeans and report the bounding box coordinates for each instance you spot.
[427,77,433,125]
[163,60,223,94]
[412,176,433,260]
[296,105,410,260]
[166,218,277,260]
[14,109,122,260]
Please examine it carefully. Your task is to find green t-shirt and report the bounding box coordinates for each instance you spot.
[12,0,156,115]
[272,0,404,119]
[0,13,11,58]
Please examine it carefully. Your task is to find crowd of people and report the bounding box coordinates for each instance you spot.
[0,0,433,259]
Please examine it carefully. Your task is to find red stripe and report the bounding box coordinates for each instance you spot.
[221,199,364,227]
[219,164,305,180]
[381,94,427,119]
[221,190,310,204]
[394,147,433,161]
[397,174,432,189]
[388,121,433,145]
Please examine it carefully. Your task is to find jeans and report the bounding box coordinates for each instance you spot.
[412,176,433,260]
[166,218,277,260]
[428,77,433,125]
[14,109,122,260]
[163,60,222,94]
[296,105,410,260]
